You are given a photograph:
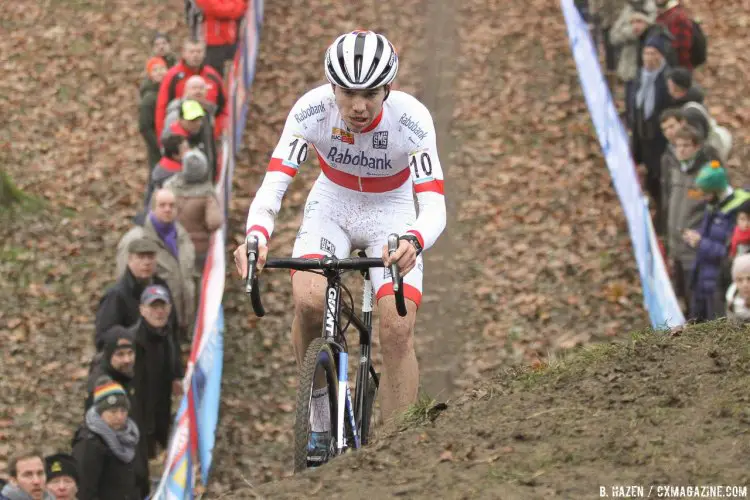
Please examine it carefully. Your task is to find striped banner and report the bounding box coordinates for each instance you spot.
[151,1,265,498]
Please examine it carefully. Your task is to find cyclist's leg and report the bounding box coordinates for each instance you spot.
[368,249,424,424]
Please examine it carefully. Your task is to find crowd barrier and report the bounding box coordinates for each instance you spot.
[560,0,685,329]
[151,1,265,498]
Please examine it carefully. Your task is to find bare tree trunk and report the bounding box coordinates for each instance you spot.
[0,169,25,206]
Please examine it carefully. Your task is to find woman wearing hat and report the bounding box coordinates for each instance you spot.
[44,454,78,500]
[71,377,146,500]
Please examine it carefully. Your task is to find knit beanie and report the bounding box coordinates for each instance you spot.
[681,102,711,140]
[146,57,167,77]
[668,67,692,90]
[645,36,667,56]
[732,254,750,280]
[182,149,209,184]
[695,161,729,193]
[93,376,130,413]
[45,453,79,485]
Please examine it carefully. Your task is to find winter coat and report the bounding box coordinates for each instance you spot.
[71,426,143,500]
[610,1,657,82]
[691,189,750,299]
[165,175,223,257]
[115,218,196,329]
[130,319,183,458]
[0,483,54,500]
[657,2,694,70]
[682,102,734,165]
[155,61,226,139]
[138,78,162,170]
[94,267,176,350]
[194,0,248,46]
[665,149,707,265]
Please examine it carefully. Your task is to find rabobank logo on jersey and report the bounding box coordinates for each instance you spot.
[295,101,325,123]
[327,147,392,170]
[399,113,428,140]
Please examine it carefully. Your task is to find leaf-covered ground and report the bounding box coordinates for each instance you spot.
[1,0,749,496]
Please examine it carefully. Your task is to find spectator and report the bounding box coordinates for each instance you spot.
[130,285,184,459]
[685,162,750,322]
[655,0,693,70]
[0,452,52,500]
[43,454,78,500]
[72,378,143,500]
[729,202,750,258]
[86,326,136,411]
[610,1,657,85]
[95,237,175,348]
[155,38,226,140]
[681,102,733,165]
[145,134,190,210]
[139,57,168,172]
[193,0,248,77]
[664,125,707,310]
[589,0,628,89]
[117,188,196,340]
[666,67,703,108]
[165,149,223,272]
[631,37,672,231]
[164,75,226,140]
[726,254,750,321]
[657,108,682,235]
[152,32,177,68]
[162,91,219,180]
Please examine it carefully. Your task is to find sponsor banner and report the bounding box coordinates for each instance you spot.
[560,0,684,328]
[153,1,265,498]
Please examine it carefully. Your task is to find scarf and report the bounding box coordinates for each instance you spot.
[85,406,140,463]
[0,483,54,500]
[636,60,665,119]
[149,212,179,258]
[730,227,750,257]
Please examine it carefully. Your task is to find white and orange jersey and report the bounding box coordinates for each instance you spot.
[245,84,446,252]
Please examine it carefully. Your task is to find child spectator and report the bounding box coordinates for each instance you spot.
[72,378,144,499]
[726,254,750,322]
[665,124,706,311]
[143,134,189,211]
[684,162,750,322]
[165,149,223,273]
[139,57,168,172]
[152,32,177,68]
[729,201,750,258]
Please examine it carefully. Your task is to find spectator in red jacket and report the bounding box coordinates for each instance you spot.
[656,0,693,70]
[154,38,226,140]
[194,0,248,77]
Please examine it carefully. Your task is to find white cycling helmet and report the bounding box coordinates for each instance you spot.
[324,30,399,90]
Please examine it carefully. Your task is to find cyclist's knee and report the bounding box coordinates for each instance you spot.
[378,297,417,356]
[292,272,327,322]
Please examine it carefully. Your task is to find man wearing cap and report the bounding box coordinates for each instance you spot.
[116,189,196,342]
[43,454,77,500]
[161,98,217,181]
[154,38,227,140]
[130,285,184,460]
[95,236,177,350]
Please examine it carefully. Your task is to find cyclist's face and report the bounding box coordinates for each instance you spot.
[334,86,387,133]
[128,252,156,280]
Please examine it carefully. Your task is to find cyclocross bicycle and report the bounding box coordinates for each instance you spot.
[245,234,407,472]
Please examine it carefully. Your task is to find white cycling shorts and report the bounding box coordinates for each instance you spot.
[291,174,424,307]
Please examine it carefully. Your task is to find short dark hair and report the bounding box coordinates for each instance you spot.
[660,108,683,124]
[674,125,702,145]
[183,37,205,49]
[152,32,170,45]
[162,134,187,159]
[667,67,692,90]
[8,451,44,478]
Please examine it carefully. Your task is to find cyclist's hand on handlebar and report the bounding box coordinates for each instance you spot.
[382,239,417,277]
[233,241,268,278]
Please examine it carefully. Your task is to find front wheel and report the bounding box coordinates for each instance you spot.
[293,338,339,473]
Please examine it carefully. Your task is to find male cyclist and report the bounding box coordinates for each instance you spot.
[233,30,446,459]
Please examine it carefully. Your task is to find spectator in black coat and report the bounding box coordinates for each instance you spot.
[72,378,144,500]
[667,66,704,108]
[631,36,673,232]
[85,326,136,411]
[94,237,176,350]
[130,285,184,459]
[43,453,78,500]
